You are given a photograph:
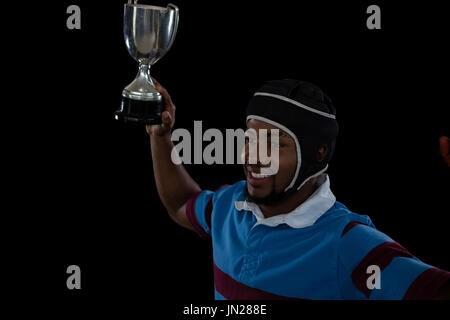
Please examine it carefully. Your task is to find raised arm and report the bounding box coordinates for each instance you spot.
[146,78,200,231]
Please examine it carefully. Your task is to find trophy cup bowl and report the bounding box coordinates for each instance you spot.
[114,1,179,125]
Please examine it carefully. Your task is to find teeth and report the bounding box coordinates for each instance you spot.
[250,172,272,179]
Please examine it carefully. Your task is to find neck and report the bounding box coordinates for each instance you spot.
[259,174,325,218]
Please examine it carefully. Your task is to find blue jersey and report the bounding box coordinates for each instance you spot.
[185,179,450,300]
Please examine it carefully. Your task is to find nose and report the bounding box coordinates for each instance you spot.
[242,142,271,167]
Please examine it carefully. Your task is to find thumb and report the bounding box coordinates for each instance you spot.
[161,111,172,130]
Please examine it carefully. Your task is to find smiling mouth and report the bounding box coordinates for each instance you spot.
[249,171,272,179]
[245,166,276,186]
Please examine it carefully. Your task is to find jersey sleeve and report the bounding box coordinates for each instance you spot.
[337,222,450,300]
[185,190,215,239]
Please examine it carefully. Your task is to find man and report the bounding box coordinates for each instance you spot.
[146,78,450,300]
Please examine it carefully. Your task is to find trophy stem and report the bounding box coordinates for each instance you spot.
[137,62,155,87]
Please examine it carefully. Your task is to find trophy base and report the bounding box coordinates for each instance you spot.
[115,96,163,125]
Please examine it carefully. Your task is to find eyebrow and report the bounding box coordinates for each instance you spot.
[266,129,289,138]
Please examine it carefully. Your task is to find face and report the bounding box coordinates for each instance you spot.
[243,119,298,204]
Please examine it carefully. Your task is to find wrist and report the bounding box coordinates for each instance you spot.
[150,131,172,143]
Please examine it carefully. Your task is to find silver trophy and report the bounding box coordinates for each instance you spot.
[115,1,179,124]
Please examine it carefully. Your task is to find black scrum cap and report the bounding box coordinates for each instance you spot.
[246,79,339,192]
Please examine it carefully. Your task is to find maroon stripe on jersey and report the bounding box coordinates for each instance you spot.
[213,262,304,300]
[351,241,413,298]
[205,198,213,230]
[341,221,366,238]
[403,268,450,300]
[186,191,210,239]
[214,184,230,191]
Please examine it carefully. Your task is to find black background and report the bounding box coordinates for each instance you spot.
[6,0,449,315]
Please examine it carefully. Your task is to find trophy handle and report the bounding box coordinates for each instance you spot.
[166,3,179,52]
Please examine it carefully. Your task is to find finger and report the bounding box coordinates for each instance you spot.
[162,110,171,122]
[151,77,175,118]
[162,90,173,107]
[160,91,175,116]
[161,111,172,128]
[152,77,167,96]
[151,77,166,95]
[151,77,173,103]
[151,76,161,87]
[145,124,152,135]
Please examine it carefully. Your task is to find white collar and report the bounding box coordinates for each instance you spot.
[235,174,336,229]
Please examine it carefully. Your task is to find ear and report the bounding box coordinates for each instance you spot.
[317,145,328,162]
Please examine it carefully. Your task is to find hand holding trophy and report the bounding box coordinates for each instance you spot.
[115,1,179,125]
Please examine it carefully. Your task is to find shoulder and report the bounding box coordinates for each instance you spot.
[212,180,246,203]
[317,201,398,257]
[325,202,393,244]
[316,201,377,237]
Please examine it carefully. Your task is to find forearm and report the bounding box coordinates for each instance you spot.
[150,133,201,215]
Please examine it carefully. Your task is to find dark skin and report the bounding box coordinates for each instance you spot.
[146,79,449,299]
[243,119,327,218]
